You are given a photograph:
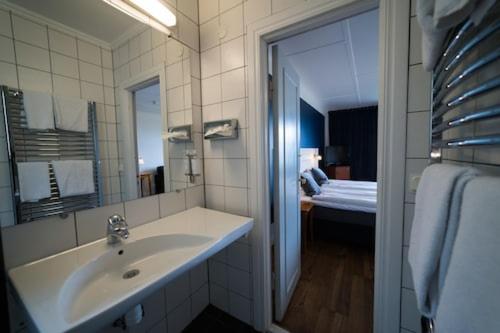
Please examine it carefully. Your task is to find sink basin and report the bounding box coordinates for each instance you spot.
[60,234,212,324]
[8,207,254,333]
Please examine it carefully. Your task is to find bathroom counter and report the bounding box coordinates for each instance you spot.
[8,207,254,333]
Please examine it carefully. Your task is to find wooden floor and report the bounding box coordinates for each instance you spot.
[277,239,374,333]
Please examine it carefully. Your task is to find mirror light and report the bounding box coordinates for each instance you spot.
[102,0,175,35]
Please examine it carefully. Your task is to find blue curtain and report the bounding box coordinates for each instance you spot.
[329,106,378,181]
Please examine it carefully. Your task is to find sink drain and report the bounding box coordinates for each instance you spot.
[123,269,140,279]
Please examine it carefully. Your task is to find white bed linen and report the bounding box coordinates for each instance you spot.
[301,180,377,213]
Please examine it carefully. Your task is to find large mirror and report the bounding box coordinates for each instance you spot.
[0,0,202,226]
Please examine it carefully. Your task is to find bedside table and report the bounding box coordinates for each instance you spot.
[300,201,314,252]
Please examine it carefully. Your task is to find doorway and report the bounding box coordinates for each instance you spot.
[269,9,379,333]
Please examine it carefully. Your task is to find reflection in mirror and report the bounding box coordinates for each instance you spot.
[133,82,164,198]
[0,0,202,227]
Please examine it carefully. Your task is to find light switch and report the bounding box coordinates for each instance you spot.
[409,174,421,193]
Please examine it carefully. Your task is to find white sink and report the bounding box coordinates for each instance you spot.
[8,207,253,332]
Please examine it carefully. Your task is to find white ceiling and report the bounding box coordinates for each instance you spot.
[135,83,160,114]
[278,9,379,112]
[6,0,141,43]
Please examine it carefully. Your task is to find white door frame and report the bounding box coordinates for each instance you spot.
[245,1,410,332]
[119,65,170,200]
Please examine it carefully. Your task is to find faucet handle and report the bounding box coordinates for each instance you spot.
[108,214,126,226]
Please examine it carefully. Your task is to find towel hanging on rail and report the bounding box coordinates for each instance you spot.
[416,0,496,71]
[22,90,55,130]
[53,96,89,132]
[16,162,52,203]
[51,160,95,198]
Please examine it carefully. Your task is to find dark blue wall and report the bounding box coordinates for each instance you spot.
[300,99,325,149]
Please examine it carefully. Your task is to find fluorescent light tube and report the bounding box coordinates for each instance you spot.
[102,0,174,35]
[129,0,176,27]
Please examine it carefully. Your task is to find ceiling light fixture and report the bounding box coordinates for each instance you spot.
[102,0,175,36]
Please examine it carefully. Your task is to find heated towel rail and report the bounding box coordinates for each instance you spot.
[1,86,103,224]
[425,2,500,332]
[430,2,500,163]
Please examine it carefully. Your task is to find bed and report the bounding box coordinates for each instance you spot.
[301,179,377,227]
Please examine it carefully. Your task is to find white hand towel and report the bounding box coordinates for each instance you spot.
[22,91,55,130]
[408,163,479,318]
[53,96,88,132]
[51,160,95,197]
[17,162,52,202]
[417,0,495,71]
[435,177,500,333]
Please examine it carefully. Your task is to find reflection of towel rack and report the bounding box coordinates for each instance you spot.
[1,86,103,224]
[423,3,500,333]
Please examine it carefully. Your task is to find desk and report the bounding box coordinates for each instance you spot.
[300,201,314,251]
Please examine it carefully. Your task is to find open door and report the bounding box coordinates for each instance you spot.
[272,44,301,321]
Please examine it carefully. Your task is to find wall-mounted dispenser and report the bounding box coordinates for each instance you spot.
[164,125,191,143]
[203,119,238,140]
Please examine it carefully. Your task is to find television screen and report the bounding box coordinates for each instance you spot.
[325,146,348,165]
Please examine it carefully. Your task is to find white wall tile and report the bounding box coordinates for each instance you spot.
[53,75,81,98]
[221,67,245,101]
[201,46,221,79]
[179,14,200,51]
[223,159,247,187]
[12,15,48,48]
[408,64,431,112]
[103,68,113,87]
[199,0,219,24]
[0,36,15,63]
[77,40,101,65]
[244,0,271,24]
[224,129,247,158]
[220,5,244,43]
[190,283,209,319]
[401,288,421,332]
[167,61,184,89]
[200,19,220,51]
[18,67,52,92]
[204,159,224,185]
[186,186,204,208]
[229,291,252,325]
[209,283,229,312]
[406,111,430,158]
[179,0,199,23]
[165,271,191,312]
[79,61,103,84]
[2,214,76,269]
[167,86,185,112]
[402,246,413,289]
[409,17,422,65]
[101,49,113,69]
[167,299,191,333]
[404,203,415,246]
[15,42,50,71]
[0,10,12,37]
[139,29,152,53]
[228,266,251,298]
[272,0,304,14]
[48,29,77,58]
[209,259,228,287]
[124,195,160,228]
[221,36,244,72]
[224,187,248,216]
[201,75,221,105]
[81,81,104,103]
[75,203,125,245]
[190,261,208,292]
[128,289,166,333]
[51,52,79,78]
[148,318,167,333]
[0,62,18,88]
[205,185,225,210]
[159,190,186,217]
[226,241,251,272]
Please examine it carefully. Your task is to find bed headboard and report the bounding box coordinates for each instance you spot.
[300,148,319,172]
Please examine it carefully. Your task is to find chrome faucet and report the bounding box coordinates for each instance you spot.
[107,214,129,244]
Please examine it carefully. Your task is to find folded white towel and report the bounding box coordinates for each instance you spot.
[17,162,52,202]
[53,96,88,132]
[23,91,55,130]
[408,163,479,318]
[51,160,95,197]
[417,0,495,71]
[435,177,500,332]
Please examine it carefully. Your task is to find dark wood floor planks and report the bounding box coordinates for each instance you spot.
[278,240,374,333]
